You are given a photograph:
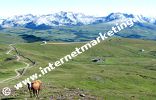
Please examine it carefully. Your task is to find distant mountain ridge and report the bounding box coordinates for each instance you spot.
[0,11,156,29]
[0,11,156,43]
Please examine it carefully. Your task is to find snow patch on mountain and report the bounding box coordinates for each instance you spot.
[0,11,155,28]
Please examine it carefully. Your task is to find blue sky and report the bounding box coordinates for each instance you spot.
[0,0,155,17]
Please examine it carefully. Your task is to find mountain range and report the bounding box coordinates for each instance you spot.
[0,11,156,29]
[0,11,156,43]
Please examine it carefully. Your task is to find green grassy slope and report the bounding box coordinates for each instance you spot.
[0,38,156,100]
[0,33,25,44]
[0,44,26,81]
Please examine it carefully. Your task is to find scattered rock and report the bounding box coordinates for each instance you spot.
[91,58,104,62]
[139,49,145,52]
[79,93,85,97]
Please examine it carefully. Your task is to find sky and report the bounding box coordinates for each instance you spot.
[0,0,155,18]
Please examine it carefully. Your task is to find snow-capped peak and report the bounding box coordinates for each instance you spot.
[0,12,156,28]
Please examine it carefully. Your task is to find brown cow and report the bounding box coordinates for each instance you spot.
[27,80,42,98]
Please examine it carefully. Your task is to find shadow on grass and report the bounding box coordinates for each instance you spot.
[1,98,16,100]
